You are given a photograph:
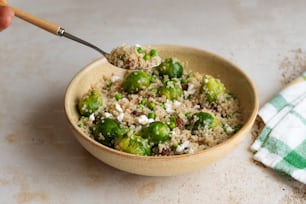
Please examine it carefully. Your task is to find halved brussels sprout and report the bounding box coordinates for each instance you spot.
[157,58,183,79]
[122,71,151,94]
[201,75,225,102]
[78,90,103,116]
[93,118,127,147]
[115,135,151,156]
[191,112,219,132]
[141,121,170,144]
[159,81,183,100]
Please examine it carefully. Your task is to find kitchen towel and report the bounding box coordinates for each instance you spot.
[251,72,306,185]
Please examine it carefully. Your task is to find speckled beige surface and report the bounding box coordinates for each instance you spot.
[1,0,305,203]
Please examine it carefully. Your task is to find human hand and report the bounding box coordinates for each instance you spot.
[0,0,14,31]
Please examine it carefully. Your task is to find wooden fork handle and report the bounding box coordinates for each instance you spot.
[1,3,61,35]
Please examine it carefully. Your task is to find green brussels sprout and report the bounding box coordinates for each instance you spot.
[93,118,127,147]
[191,112,219,132]
[78,90,103,116]
[122,71,151,94]
[157,58,183,79]
[201,75,225,102]
[141,121,170,144]
[115,135,151,156]
[159,81,183,100]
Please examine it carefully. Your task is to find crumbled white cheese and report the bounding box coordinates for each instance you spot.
[187,83,195,94]
[225,124,234,134]
[117,113,124,122]
[194,104,201,109]
[204,78,209,83]
[173,100,182,107]
[89,113,95,121]
[138,115,150,125]
[137,115,154,125]
[176,140,190,153]
[188,148,195,154]
[121,98,129,103]
[115,103,123,113]
[165,100,174,113]
[183,91,188,98]
[111,75,122,82]
[148,118,155,123]
[104,112,112,118]
[184,83,196,98]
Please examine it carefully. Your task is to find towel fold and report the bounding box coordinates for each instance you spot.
[251,72,306,185]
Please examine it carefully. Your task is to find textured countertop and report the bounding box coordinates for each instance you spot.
[1,0,305,203]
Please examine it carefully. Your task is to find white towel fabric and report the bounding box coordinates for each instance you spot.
[251,72,306,185]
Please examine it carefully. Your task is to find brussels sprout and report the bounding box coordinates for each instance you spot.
[78,90,103,116]
[159,81,183,100]
[115,135,151,156]
[201,75,225,102]
[122,71,151,94]
[93,118,127,147]
[157,58,183,79]
[141,121,170,144]
[191,112,219,132]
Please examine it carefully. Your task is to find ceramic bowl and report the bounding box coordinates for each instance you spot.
[64,45,258,176]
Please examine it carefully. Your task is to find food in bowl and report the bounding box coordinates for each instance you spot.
[77,47,243,156]
[65,45,258,176]
[106,44,162,70]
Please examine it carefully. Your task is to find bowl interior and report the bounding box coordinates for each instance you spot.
[64,45,258,176]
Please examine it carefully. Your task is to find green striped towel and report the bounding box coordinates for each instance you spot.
[251,72,306,184]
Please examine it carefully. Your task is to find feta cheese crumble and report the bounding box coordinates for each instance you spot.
[165,100,174,113]
[104,112,112,118]
[89,113,95,121]
[111,75,122,82]
[173,100,182,107]
[115,103,123,113]
[176,140,190,153]
[137,115,154,125]
[117,113,124,122]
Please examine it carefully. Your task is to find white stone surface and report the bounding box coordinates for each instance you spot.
[1,0,306,203]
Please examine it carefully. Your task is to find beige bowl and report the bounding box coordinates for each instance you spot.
[64,45,258,176]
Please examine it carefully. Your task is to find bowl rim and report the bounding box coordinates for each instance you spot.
[64,44,259,161]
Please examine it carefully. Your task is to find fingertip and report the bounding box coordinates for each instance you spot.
[0,6,14,16]
[0,6,14,31]
[0,16,13,31]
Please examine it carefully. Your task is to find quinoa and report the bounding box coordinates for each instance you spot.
[106,44,162,70]
[77,49,243,156]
